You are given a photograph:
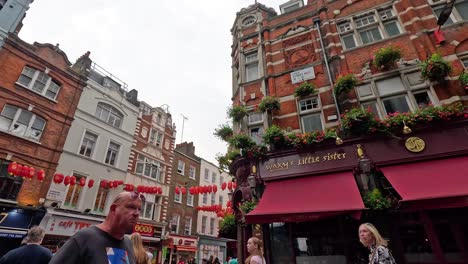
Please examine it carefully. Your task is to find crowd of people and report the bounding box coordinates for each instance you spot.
[0,191,397,264]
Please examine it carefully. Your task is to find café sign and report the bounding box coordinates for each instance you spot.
[260,146,357,180]
[45,215,100,236]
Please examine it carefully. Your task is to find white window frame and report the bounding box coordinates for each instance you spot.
[177,160,185,175]
[135,154,162,182]
[248,112,263,125]
[16,66,61,100]
[219,196,224,206]
[211,193,216,205]
[219,176,224,186]
[0,105,46,141]
[337,7,403,49]
[104,141,120,166]
[245,52,259,82]
[79,131,98,158]
[297,97,323,133]
[204,168,210,181]
[184,217,192,235]
[140,200,155,220]
[189,166,196,179]
[358,72,438,118]
[174,191,182,203]
[170,214,180,233]
[187,192,194,206]
[211,172,216,183]
[93,181,109,213]
[95,103,123,128]
[203,193,208,205]
[249,126,264,145]
[201,216,207,234]
[63,174,87,209]
[209,217,215,235]
[431,0,468,26]
[300,113,324,133]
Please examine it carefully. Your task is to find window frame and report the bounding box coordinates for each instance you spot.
[209,217,216,235]
[63,173,87,209]
[201,216,207,234]
[93,181,110,213]
[0,160,23,201]
[170,214,180,233]
[177,160,185,175]
[78,130,98,158]
[174,191,182,203]
[245,52,259,82]
[0,105,46,142]
[189,166,196,179]
[95,102,123,128]
[184,217,192,235]
[140,200,155,220]
[104,141,120,166]
[431,0,468,25]
[187,192,194,206]
[135,154,162,182]
[16,66,61,100]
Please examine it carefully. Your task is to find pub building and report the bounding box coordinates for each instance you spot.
[229,119,468,264]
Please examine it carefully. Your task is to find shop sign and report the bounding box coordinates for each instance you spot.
[290,67,315,84]
[133,223,154,237]
[46,188,65,201]
[0,232,24,238]
[405,137,426,153]
[45,215,100,236]
[260,146,357,179]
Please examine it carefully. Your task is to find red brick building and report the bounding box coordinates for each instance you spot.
[229,0,468,263]
[0,34,87,253]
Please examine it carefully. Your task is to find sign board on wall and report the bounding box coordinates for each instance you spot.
[133,223,154,237]
[290,67,315,84]
[45,215,100,236]
[46,188,65,201]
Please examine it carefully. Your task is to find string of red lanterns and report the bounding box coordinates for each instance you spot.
[7,161,46,182]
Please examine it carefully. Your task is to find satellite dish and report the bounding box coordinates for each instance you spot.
[437,0,455,26]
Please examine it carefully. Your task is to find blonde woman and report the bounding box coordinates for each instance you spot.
[130,233,151,264]
[245,237,265,264]
[359,223,396,264]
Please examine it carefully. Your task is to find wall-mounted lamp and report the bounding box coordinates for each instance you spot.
[402,120,412,135]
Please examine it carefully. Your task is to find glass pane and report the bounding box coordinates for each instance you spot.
[1,105,18,119]
[357,84,373,98]
[249,112,263,123]
[302,114,322,132]
[455,2,468,20]
[299,98,319,112]
[342,34,356,49]
[360,27,382,44]
[384,21,401,37]
[414,92,432,108]
[17,110,32,125]
[246,63,259,82]
[406,72,424,86]
[376,77,405,96]
[361,101,380,117]
[383,96,410,114]
[32,116,45,130]
[400,225,436,263]
[18,75,32,87]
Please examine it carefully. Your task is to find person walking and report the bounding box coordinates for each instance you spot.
[130,232,151,264]
[359,223,397,264]
[245,237,265,264]
[50,191,144,263]
[0,226,52,264]
[214,257,221,264]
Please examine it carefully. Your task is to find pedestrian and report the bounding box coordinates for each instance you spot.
[130,232,151,264]
[245,237,265,264]
[0,226,52,264]
[359,223,397,264]
[50,191,144,263]
[229,256,238,264]
[188,257,196,264]
[207,255,214,264]
[214,257,221,264]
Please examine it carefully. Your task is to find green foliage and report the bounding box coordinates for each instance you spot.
[373,44,402,70]
[228,105,248,122]
[459,71,468,86]
[334,73,359,96]
[421,53,453,82]
[363,188,393,210]
[228,133,256,150]
[341,107,384,136]
[219,213,237,239]
[214,123,233,142]
[294,82,317,98]
[262,125,287,149]
[240,200,257,214]
[285,129,337,148]
[258,96,281,113]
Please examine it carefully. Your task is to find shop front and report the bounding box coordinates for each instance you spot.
[230,121,468,264]
[197,235,233,264]
[133,222,164,263]
[0,204,46,256]
[165,234,198,264]
[39,210,102,253]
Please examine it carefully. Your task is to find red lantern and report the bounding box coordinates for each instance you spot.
[221,182,227,190]
[208,185,213,193]
[213,184,218,193]
[233,182,237,189]
[175,187,180,195]
[15,164,23,176]
[37,169,45,181]
[79,177,86,187]
[100,180,107,188]
[28,167,35,179]
[228,182,233,190]
[64,176,71,186]
[158,187,162,194]
[88,179,95,188]
[181,187,186,195]
[21,166,29,178]
[70,176,76,186]
[7,162,17,175]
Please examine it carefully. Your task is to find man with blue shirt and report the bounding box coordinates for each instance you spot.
[0,226,53,264]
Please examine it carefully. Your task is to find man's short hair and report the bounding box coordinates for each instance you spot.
[27,226,46,243]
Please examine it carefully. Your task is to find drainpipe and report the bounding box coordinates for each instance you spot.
[313,18,341,122]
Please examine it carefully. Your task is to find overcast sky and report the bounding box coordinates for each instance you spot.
[19,0,287,164]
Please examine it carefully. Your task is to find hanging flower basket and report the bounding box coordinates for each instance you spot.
[334,73,359,96]
[258,96,280,113]
[213,123,233,142]
[228,133,256,150]
[294,82,317,98]
[227,105,248,122]
[262,125,286,149]
[459,71,468,90]
[341,107,383,136]
[421,53,453,82]
[373,44,402,71]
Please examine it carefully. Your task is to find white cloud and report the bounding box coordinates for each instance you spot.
[19,0,287,163]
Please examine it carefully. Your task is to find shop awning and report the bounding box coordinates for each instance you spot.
[381,156,468,209]
[246,171,365,223]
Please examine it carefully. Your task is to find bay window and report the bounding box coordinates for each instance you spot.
[135,154,162,182]
[16,66,61,100]
[0,105,46,141]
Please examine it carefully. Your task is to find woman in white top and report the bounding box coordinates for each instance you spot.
[245,237,265,264]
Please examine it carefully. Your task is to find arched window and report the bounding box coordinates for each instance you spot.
[95,102,123,128]
[0,104,46,141]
